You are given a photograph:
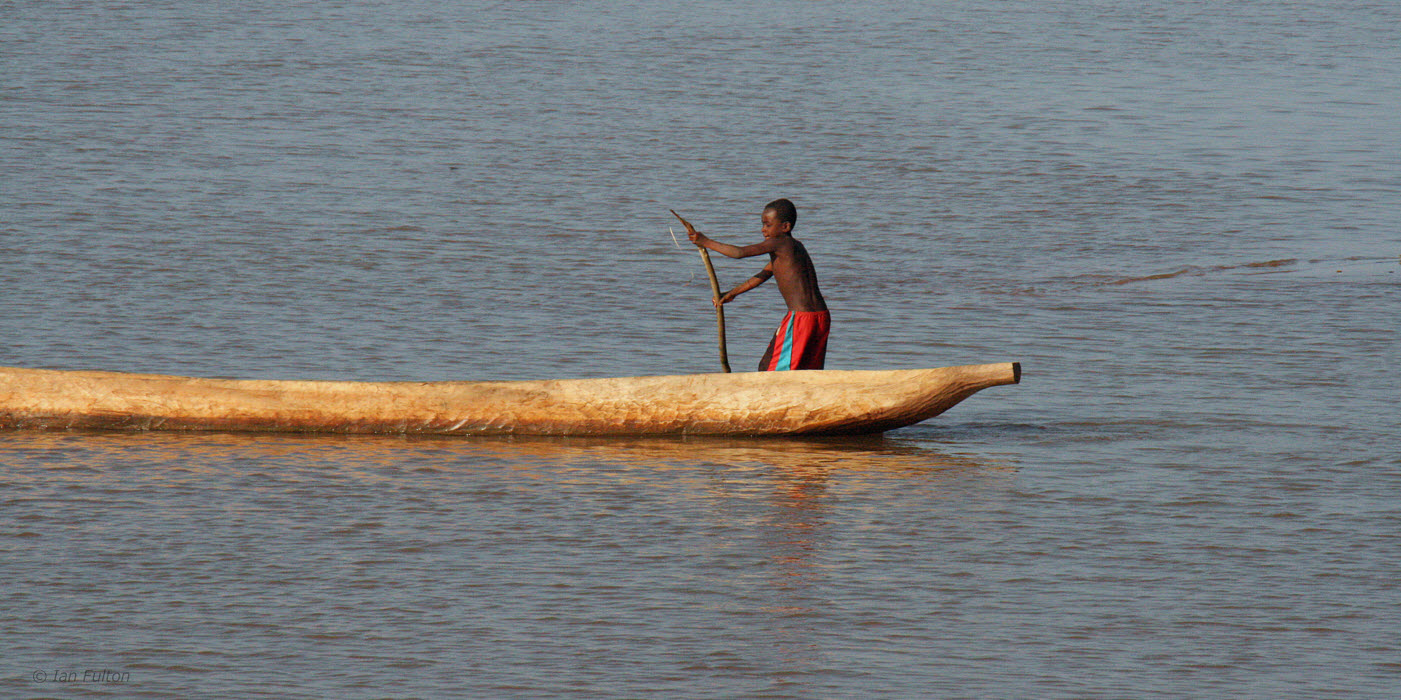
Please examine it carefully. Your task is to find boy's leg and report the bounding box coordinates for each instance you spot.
[758,334,777,371]
[758,313,794,371]
[789,311,830,370]
[762,315,795,372]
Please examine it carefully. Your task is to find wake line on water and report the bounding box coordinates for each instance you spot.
[1102,258,1299,285]
[1081,255,1399,286]
[1031,258,1302,291]
[984,255,1397,297]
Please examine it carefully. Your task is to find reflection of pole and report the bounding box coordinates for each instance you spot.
[698,247,732,373]
[765,469,828,626]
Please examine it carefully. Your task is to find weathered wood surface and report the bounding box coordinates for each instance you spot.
[0,362,1020,436]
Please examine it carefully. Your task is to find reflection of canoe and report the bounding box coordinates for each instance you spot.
[0,431,1015,478]
[0,362,1019,437]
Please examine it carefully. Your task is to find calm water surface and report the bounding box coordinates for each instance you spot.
[3,0,1398,697]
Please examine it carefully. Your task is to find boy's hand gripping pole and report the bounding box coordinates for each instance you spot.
[671,210,731,373]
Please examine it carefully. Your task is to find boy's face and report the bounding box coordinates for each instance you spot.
[760,209,792,238]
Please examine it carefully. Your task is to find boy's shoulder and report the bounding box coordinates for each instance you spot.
[770,236,816,266]
[780,235,813,254]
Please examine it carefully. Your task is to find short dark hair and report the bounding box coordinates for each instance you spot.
[764,198,797,227]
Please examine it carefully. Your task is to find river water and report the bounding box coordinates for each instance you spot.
[3,0,1398,697]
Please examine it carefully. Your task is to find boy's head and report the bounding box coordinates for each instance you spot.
[764,198,797,229]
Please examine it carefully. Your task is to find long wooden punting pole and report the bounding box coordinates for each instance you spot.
[696,248,731,373]
[671,209,731,373]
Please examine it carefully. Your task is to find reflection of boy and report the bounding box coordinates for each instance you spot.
[685,198,830,371]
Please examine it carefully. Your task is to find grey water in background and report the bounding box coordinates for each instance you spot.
[3,0,1398,697]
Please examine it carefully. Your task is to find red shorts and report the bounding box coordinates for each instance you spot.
[759,310,830,371]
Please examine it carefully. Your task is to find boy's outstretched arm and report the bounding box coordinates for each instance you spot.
[673,210,777,259]
[691,232,778,259]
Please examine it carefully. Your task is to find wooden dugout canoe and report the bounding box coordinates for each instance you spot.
[0,362,1020,437]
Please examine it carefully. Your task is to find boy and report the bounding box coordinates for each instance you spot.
[683,198,830,371]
